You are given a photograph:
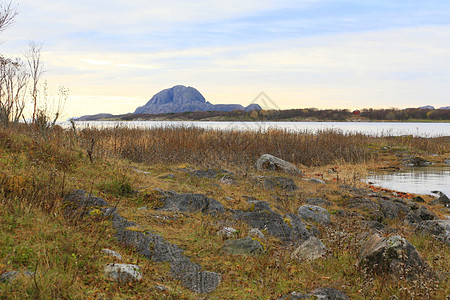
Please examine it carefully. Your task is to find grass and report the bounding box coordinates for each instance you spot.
[0,123,449,299]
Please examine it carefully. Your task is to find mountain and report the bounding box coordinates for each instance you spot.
[418,105,435,109]
[439,106,450,110]
[134,85,261,114]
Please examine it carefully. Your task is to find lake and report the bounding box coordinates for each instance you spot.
[365,166,450,196]
[66,121,450,137]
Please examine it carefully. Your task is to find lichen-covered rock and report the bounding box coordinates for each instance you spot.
[255,154,301,175]
[156,191,225,214]
[189,168,234,180]
[402,156,432,167]
[222,236,264,255]
[104,263,142,283]
[291,237,328,261]
[217,227,237,239]
[413,205,437,221]
[416,219,450,246]
[101,249,123,260]
[359,234,434,280]
[63,189,109,218]
[233,201,310,245]
[248,228,266,239]
[297,205,331,225]
[430,191,450,207]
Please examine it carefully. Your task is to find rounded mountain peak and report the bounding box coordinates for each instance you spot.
[146,85,206,106]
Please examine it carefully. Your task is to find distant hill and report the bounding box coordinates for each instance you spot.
[134,85,261,114]
[418,105,435,109]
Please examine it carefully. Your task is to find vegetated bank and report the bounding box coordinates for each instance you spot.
[0,123,449,299]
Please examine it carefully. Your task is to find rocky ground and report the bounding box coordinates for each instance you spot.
[1,131,449,299]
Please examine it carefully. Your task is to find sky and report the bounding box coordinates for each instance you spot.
[1,0,449,117]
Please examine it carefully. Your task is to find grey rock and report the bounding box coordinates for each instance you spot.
[291,237,328,261]
[63,189,109,218]
[402,156,432,167]
[255,154,301,175]
[311,287,350,300]
[134,85,261,114]
[308,178,325,184]
[170,260,222,294]
[363,221,397,234]
[444,158,450,165]
[404,212,423,227]
[222,236,264,255]
[359,234,434,280]
[217,227,237,239]
[157,191,225,214]
[377,199,410,219]
[412,196,425,203]
[248,228,266,239]
[104,263,142,283]
[345,197,383,221]
[0,271,19,283]
[414,205,437,221]
[233,201,310,245]
[279,288,349,300]
[430,191,450,207]
[189,169,234,179]
[297,205,331,225]
[416,219,450,246]
[102,249,123,260]
[254,176,298,191]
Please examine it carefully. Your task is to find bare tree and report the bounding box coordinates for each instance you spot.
[0,2,17,33]
[0,55,28,126]
[26,41,44,123]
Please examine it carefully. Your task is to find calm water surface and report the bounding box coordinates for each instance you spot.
[65,121,450,137]
[365,166,450,196]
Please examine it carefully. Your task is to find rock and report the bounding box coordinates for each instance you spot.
[222,237,264,255]
[279,288,349,300]
[254,176,298,191]
[310,288,350,300]
[248,228,266,239]
[416,219,450,246]
[104,263,142,283]
[157,191,225,214]
[101,249,123,260]
[345,197,383,221]
[359,234,434,280]
[404,212,423,227]
[444,158,450,165]
[217,227,237,239]
[297,205,331,225]
[233,201,311,245]
[63,189,109,218]
[307,178,325,184]
[363,221,397,234]
[189,169,234,180]
[255,154,301,175]
[430,191,450,207]
[413,205,437,221]
[377,199,410,219]
[0,271,19,283]
[291,237,328,261]
[412,196,425,203]
[304,198,332,207]
[169,260,222,294]
[402,156,432,167]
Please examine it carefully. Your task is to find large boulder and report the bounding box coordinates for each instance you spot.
[359,234,434,280]
[291,237,328,261]
[297,205,331,225]
[402,156,432,167]
[255,154,302,175]
[377,199,410,219]
[156,191,225,214]
[222,237,264,255]
[430,191,450,207]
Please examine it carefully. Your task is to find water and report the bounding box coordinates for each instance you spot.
[63,121,450,137]
[365,166,450,196]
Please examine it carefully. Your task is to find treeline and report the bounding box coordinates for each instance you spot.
[118,107,450,122]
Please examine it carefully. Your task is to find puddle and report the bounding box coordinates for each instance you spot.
[365,166,450,196]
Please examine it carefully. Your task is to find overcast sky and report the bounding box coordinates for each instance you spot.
[1,0,449,117]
